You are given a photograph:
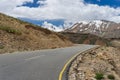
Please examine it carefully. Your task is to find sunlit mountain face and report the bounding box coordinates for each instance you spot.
[65,20,120,38]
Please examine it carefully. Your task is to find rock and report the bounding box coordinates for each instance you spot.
[68,47,120,80]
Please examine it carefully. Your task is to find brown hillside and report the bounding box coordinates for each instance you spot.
[0,13,72,54]
[61,32,111,46]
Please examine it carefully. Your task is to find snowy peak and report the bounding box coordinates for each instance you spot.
[89,20,104,28]
[67,20,118,31]
[65,20,120,38]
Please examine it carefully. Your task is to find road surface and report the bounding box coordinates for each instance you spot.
[0,45,97,80]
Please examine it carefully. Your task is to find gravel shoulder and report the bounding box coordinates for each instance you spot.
[68,46,120,80]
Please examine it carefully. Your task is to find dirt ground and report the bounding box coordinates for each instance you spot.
[69,46,120,80]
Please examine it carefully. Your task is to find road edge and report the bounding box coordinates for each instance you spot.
[58,45,100,80]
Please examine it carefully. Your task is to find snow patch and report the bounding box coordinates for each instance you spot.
[79,25,82,28]
[85,28,88,30]
[106,22,110,28]
[79,21,88,25]
[93,29,96,32]
[71,23,78,29]
[93,20,103,28]
[80,29,83,31]
[89,22,93,26]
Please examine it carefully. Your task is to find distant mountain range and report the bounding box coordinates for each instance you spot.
[46,20,120,46]
[44,20,120,39]
[65,20,120,39]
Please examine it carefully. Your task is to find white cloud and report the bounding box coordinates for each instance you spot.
[0,0,33,12]
[0,0,120,25]
[42,21,63,32]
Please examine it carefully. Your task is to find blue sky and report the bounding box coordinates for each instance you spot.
[20,18,65,26]
[0,0,120,28]
[22,0,40,8]
[84,0,120,8]
[22,0,120,8]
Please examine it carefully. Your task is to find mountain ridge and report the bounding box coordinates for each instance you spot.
[65,20,120,39]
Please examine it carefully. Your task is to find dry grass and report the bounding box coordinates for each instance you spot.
[0,13,73,54]
[69,47,120,80]
[0,25,22,35]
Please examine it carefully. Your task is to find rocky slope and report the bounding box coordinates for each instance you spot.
[65,20,120,39]
[69,46,120,80]
[0,13,72,54]
[61,32,111,46]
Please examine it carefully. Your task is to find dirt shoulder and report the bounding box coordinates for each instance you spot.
[68,46,120,80]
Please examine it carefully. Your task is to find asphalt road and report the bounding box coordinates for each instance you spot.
[0,44,96,80]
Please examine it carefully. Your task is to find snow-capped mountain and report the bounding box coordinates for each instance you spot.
[65,20,120,38]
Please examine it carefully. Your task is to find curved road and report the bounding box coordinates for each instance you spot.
[0,45,97,80]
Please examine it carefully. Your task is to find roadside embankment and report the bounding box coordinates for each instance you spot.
[68,46,120,80]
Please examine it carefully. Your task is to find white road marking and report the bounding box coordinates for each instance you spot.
[25,55,45,61]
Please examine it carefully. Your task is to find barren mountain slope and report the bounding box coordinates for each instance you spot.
[65,20,120,39]
[0,13,72,54]
[61,32,111,46]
